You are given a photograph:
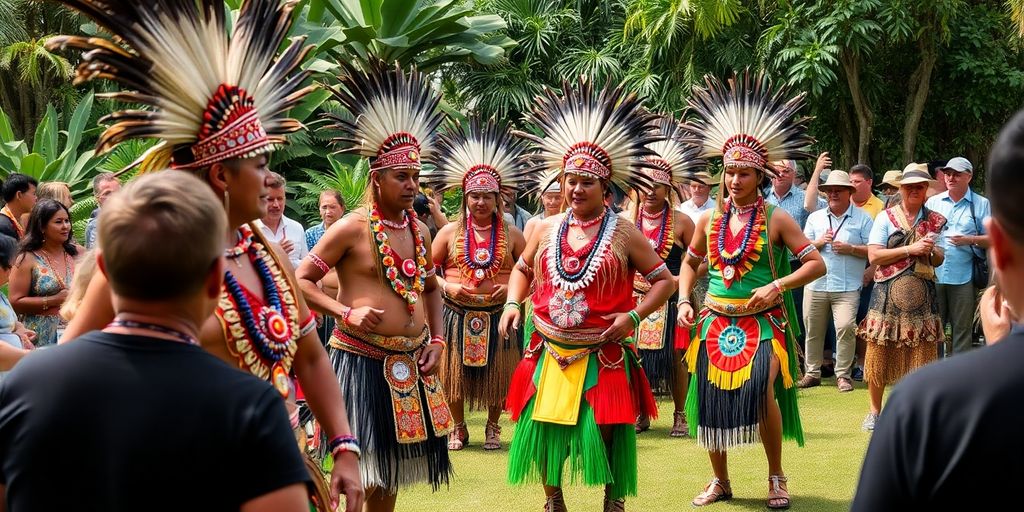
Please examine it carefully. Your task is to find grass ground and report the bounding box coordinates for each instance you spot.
[401,376,871,511]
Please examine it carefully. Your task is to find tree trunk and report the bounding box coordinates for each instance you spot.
[838,100,856,169]
[902,34,938,164]
[840,50,873,165]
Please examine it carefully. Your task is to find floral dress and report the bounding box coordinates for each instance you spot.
[21,252,71,346]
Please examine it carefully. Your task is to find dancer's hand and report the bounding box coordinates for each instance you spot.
[676,302,695,329]
[342,306,384,330]
[498,308,521,340]
[745,283,781,310]
[419,342,444,375]
[489,284,508,302]
[330,451,364,512]
[600,312,635,343]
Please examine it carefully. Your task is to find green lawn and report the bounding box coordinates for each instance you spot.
[402,377,871,511]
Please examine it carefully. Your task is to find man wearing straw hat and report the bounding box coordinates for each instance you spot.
[678,170,717,225]
[798,171,874,392]
[879,170,902,206]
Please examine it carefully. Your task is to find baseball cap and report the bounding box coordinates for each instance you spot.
[940,157,973,174]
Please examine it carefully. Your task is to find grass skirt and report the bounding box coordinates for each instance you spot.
[329,348,452,494]
[684,309,804,451]
[635,297,680,395]
[440,301,522,410]
[506,327,657,499]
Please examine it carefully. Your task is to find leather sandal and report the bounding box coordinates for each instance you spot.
[767,475,790,510]
[447,430,464,451]
[635,414,651,434]
[603,485,625,512]
[544,489,567,512]
[448,422,468,450]
[669,411,689,438]
[484,420,502,450]
[692,478,732,506]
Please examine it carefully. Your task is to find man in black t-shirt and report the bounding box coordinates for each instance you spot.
[852,109,1024,510]
[0,172,310,511]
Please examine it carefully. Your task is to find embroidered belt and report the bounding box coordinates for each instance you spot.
[444,297,502,368]
[328,326,453,443]
[441,291,505,308]
[330,323,428,354]
[533,314,607,347]
[704,294,783,317]
[442,296,504,313]
[536,332,630,370]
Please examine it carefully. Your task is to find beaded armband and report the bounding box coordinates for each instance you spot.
[796,243,816,261]
[686,245,706,260]
[308,253,330,274]
[643,262,668,282]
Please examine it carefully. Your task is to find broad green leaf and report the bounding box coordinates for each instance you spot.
[19,153,45,176]
[0,108,14,142]
[63,91,94,155]
[289,89,333,122]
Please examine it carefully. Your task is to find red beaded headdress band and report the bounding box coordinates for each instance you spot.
[644,116,705,187]
[423,116,531,198]
[682,70,813,179]
[47,0,314,173]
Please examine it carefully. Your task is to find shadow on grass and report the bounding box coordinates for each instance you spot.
[724,495,850,511]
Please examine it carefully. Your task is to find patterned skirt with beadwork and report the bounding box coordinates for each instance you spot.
[505,321,659,499]
[633,290,682,394]
[857,272,942,386]
[684,307,804,452]
[440,298,522,410]
[328,330,453,494]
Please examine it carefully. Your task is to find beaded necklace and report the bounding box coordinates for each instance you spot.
[456,213,506,286]
[219,226,298,396]
[636,204,674,259]
[708,197,766,287]
[369,203,427,316]
[549,208,618,291]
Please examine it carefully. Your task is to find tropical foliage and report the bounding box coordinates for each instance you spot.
[1,0,1021,224]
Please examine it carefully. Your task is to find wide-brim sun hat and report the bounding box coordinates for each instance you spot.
[819,170,856,192]
[898,163,937,186]
[881,170,902,188]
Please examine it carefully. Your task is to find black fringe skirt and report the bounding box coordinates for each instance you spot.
[329,348,452,494]
[636,298,680,395]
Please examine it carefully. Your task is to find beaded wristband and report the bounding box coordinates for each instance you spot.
[340,306,352,326]
[504,301,522,311]
[331,442,361,459]
[772,279,785,293]
[328,434,358,450]
[628,310,642,328]
[430,335,446,348]
[308,253,330,274]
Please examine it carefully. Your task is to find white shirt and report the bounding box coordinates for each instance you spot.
[255,216,308,269]
[677,196,716,225]
[803,204,873,292]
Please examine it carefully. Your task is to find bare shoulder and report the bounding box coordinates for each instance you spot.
[435,221,457,242]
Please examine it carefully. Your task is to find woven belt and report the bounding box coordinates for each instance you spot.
[329,324,428,359]
[704,294,783,317]
[533,314,607,347]
[442,295,504,314]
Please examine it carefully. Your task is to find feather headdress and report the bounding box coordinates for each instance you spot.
[47,0,314,171]
[323,60,444,172]
[518,79,662,195]
[683,70,814,177]
[423,116,531,197]
[646,116,705,187]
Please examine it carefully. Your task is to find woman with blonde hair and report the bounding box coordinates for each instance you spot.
[37,182,73,209]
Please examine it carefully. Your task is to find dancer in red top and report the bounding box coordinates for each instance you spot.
[626,116,704,437]
[425,116,529,451]
[498,81,675,512]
